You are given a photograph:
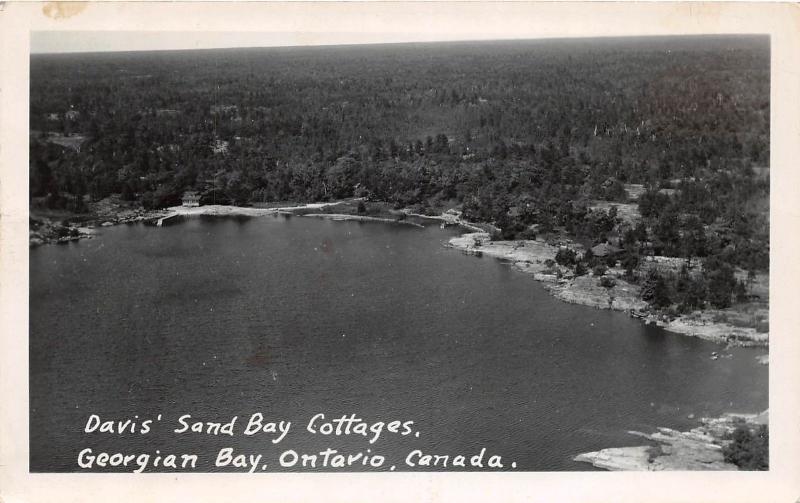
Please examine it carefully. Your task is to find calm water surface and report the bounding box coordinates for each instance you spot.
[29,216,768,471]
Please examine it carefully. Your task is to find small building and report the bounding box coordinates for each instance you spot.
[507,206,523,218]
[211,139,229,155]
[181,191,200,207]
[622,183,645,201]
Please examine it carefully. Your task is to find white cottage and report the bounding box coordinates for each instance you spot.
[181,191,201,207]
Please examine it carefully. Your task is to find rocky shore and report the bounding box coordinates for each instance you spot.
[401,209,489,233]
[447,230,768,347]
[30,206,168,246]
[29,218,95,246]
[574,410,768,470]
[30,199,353,245]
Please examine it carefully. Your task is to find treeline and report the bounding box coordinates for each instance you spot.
[30,36,770,297]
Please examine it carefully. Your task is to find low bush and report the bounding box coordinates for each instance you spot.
[723,424,768,470]
[599,276,616,288]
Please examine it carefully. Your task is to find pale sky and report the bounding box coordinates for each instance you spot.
[31,31,517,54]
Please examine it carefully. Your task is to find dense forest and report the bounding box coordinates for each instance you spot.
[30,36,770,311]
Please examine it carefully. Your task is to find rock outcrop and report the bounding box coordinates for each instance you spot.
[574,411,768,471]
[447,232,768,347]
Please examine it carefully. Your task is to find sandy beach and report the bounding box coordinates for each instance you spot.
[157,201,351,225]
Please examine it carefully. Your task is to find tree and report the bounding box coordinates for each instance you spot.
[555,248,577,267]
[599,276,616,288]
[633,221,649,242]
[620,246,640,278]
[641,270,671,309]
[704,257,737,309]
[120,182,136,201]
[723,425,768,470]
[537,214,555,234]
[654,207,680,255]
[682,215,707,267]
[638,190,671,219]
[583,247,596,266]
[734,280,748,303]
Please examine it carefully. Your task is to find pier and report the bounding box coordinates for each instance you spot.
[156,213,179,227]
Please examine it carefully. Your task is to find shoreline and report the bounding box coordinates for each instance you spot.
[574,410,768,471]
[29,200,354,245]
[31,201,769,348]
[300,213,424,228]
[400,209,489,233]
[446,230,768,348]
[156,200,352,225]
[29,207,169,246]
[132,202,775,348]
[301,208,769,470]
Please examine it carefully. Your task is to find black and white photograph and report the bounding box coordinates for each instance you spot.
[2,1,800,502]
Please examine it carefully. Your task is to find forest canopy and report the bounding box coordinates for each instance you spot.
[30,35,770,284]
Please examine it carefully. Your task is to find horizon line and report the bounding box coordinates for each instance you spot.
[30,33,769,56]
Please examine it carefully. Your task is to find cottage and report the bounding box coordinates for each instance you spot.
[211,139,229,154]
[623,183,645,201]
[507,206,523,218]
[181,191,201,207]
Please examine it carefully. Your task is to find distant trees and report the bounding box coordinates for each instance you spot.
[29,38,770,314]
[638,190,671,219]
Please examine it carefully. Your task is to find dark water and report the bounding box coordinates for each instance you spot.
[29,216,768,471]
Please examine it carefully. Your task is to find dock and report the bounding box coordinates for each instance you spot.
[156,213,179,227]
